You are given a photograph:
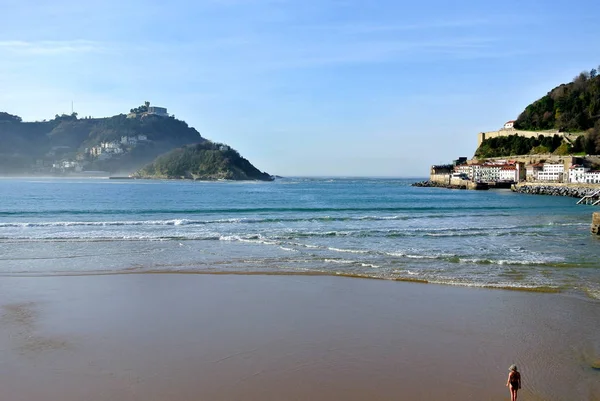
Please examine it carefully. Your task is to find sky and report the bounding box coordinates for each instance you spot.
[1,0,599,177]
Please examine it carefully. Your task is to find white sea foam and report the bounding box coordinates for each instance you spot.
[583,287,600,300]
[360,263,379,268]
[386,251,453,260]
[327,247,370,254]
[279,246,298,252]
[324,259,355,264]
[458,257,562,266]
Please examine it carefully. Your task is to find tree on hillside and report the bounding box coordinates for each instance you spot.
[130,102,150,114]
[515,66,600,132]
[0,112,22,123]
[584,120,600,154]
[474,134,573,158]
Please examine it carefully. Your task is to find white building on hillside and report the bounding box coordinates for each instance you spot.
[101,141,120,149]
[569,165,589,183]
[454,162,522,183]
[478,164,503,182]
[526,164,543,181]
[503,120,516,129]
[587,171,600,183]
[569,165,600,183]
[536,163,565,182]
[89,146,103,156]
[499,165,518,182]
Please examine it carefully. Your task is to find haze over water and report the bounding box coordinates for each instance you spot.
[1,177,599,300]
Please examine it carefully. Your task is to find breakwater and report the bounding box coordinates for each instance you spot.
[512,183,600,198]
[412,179,488,190]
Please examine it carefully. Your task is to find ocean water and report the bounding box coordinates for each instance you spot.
[1,177,599,299]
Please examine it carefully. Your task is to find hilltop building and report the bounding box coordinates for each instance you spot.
[503,120,516,129]
[127,102,169,118]
[147,106,168,117]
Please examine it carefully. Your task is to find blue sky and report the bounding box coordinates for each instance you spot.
[1,0,599,176]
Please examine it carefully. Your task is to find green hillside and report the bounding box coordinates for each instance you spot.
[515,68,600,132]
[133,142,273,181]
[476,66,600,157]
[0,105,206,174]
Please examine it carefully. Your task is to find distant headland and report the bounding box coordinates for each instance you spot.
[419,66,600,195]
[0,102,272,181]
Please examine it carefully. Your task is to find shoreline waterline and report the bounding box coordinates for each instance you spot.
[0,270,583,300]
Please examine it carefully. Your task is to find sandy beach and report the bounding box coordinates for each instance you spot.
[1,274,599,401]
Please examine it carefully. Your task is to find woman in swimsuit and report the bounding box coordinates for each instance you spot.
[506,364,521,401]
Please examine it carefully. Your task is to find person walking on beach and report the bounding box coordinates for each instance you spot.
[506,364,521,401]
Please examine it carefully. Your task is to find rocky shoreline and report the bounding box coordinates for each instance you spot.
[411,180,437,187]
[511,184,600,198]
[411,180,466,189]
[411,180,488,190]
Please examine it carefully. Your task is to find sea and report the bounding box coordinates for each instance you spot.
[1,177,599,300]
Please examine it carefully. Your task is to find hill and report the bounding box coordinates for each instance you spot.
[515,68,600,132]
[0,103,258,176]
[133,142,273,181]
[476,66,600,158]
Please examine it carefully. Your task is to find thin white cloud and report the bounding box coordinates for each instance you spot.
[0,40,101,55]
[301,18,493,34]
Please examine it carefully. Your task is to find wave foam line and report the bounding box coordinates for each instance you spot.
[0,204,526,217]
[0,214,465,228]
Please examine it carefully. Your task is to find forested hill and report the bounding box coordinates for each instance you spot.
[133,142,273,181]
[515,67,600,132]
[0,107,206,174]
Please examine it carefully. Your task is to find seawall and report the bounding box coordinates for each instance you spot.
[417,174,488,190]
[477,129,581,147]
[512,182,600,198]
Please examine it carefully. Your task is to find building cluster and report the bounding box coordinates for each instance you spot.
[569,165,600,184]
[455,161,523,183]
[51,160,83,172]
[450,159,600,184]
[86,135,148,160]
[30,102,169,174]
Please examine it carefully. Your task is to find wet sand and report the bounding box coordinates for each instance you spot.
[1,274,599,401]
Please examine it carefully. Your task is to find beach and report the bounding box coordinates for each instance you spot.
[1,274,599,401]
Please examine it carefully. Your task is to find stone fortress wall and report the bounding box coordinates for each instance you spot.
[477,128,582,147]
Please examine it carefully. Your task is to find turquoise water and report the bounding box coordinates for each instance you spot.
[1,177,599,299]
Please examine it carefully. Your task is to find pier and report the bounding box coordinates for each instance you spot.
[577,190,600,205]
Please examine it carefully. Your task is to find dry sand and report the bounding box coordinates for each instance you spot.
[1,274,599,401]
